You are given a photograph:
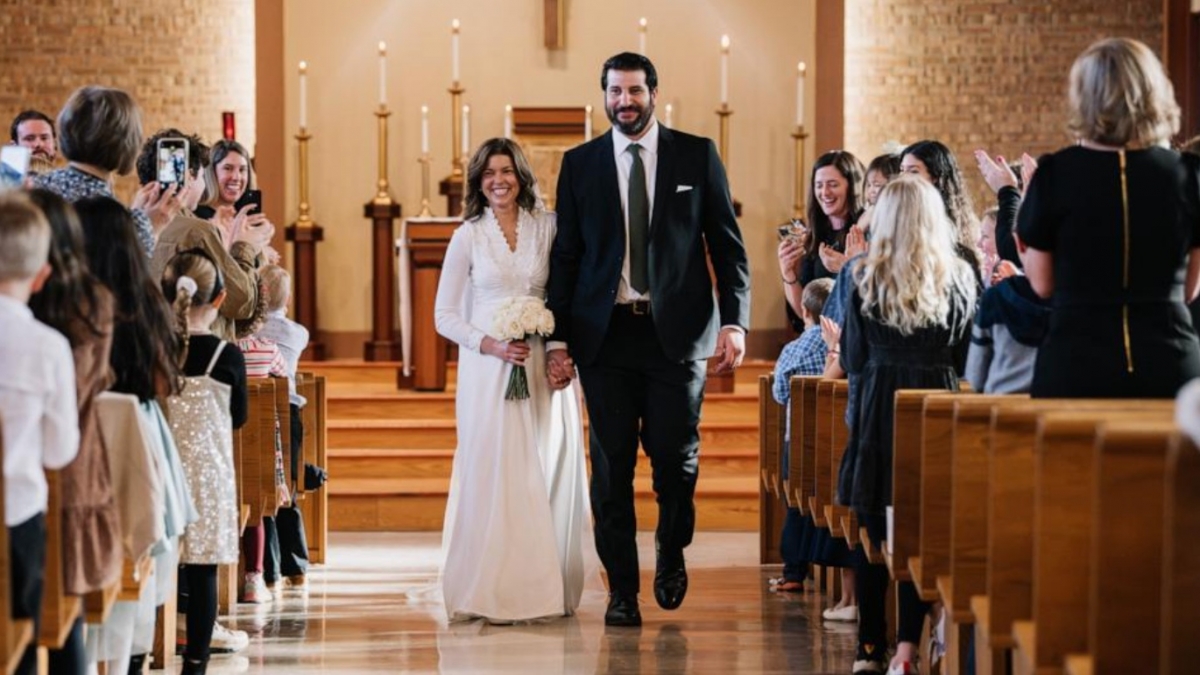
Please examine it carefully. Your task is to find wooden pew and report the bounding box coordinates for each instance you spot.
[0,421,34,675]
[36,470,80,653]
[790,377,822,516]
[888,389,946,580]
[810,380,835,528]
[297,373,329,565]
[1161,431,1200,675]
[828,381,856,546]
[757,376,785,565]
[1016,408,1176,675]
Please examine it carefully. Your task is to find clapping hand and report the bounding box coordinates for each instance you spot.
[991,260,1020,285]
[819,243,848,275]
[1019,153,1038,195]
[844,223,868,260]
[546,349,575,390]
[820,315,842,352]
[974,149,1019,194]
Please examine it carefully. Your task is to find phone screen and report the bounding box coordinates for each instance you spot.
[156,138,189,190]
[0,146,31,190]
[234,189,263,216]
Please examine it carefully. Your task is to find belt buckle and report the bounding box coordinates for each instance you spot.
[631,300,650,316]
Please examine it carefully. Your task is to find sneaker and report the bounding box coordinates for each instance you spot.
[210,622,250,653]
[240,572,271,604]
[822,604,859,622]
[886,661,919,675]
[852,659,885,674]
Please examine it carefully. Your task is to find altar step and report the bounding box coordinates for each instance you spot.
[328,475,758,531]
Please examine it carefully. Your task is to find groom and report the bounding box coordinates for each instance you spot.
[547,52,751,627]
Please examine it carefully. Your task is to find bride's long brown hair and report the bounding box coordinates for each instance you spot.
[462,138,539,221]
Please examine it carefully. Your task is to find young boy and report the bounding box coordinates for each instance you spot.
[252,265,312,589]
[0,192,79,675]
[965,226,1051,394]
[769,278,833,592]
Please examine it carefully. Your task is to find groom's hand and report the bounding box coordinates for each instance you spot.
[547,348,575,390]
[714,327,746,373]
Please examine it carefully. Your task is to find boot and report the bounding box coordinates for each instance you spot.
[128,653,146,674]
[180,657,208,675]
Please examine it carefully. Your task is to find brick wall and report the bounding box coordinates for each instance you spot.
[844,0,1163,205]
[0,0,256,196]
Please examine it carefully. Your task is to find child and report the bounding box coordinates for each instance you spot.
[769,279,832,587]
[254,265,313,588]
[161,249,249,675]
[0,192,80,675]
[965,227,1051,394]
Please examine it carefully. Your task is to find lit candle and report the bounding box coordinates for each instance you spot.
[796,62,807,127]
[378,41,387,107]
[584,105,593,141]
[638,17,647,54]
[504,104,513,139]
[665,103,673,128]
[421,105,430,155]
[720,35,730,105]
[451,19,461,83]
[298,61,308,129]
[461,104,471,155]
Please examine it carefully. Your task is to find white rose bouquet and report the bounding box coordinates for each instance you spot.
[491,295,556,400]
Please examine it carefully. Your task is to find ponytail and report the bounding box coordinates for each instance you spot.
[172,275,197,365]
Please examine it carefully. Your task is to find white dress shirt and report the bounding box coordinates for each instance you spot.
[0,295,80,526]
[612,120,659,303]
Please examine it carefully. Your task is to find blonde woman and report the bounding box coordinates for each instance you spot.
[1017,37,1200,398]
[837,176,977,675]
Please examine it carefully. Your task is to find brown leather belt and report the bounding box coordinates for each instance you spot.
[616,300,651,316]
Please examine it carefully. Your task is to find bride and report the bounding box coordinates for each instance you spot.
[434,137,594,623]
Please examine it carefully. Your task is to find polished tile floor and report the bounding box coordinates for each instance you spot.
[210,532,857,674]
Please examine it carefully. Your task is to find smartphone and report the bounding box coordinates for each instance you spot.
[777,218,808,242]
[156,138,188,191]
[0,145,30,190]
[234,189,263,217]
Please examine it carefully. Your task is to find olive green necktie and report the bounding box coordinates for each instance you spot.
[627,142,649,294]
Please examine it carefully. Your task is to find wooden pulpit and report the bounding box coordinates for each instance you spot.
[403,219,460,391]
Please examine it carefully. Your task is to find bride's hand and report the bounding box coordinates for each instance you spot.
[482,337,529,365]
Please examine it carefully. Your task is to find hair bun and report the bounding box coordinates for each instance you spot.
[176,275,198,299]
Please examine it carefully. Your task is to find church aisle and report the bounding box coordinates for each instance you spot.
[214,532,857,674]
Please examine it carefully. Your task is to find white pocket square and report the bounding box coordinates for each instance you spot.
[676,185,694,193]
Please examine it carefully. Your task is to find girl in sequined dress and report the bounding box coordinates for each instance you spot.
[161,250,249,675]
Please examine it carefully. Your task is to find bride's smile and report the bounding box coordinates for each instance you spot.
[482,155,520,212]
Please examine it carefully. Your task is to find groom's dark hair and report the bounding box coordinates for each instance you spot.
[601,52,658,91]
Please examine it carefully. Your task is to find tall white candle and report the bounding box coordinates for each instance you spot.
[720,35,730,105]
[451,19,461,83]
[298,61,308,129]
[584,105,593,141]
[796,62,807,127]
[461,105,471,155]
[504,104,513,139]
[665,103,673,128]
[421,105,430,154]
[378,42,387,107]
[638,17,647,54]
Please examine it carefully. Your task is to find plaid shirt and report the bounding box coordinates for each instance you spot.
[772,324,827,405]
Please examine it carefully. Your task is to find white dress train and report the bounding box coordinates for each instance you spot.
[434,207,596,623]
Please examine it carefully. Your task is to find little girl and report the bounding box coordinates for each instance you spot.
[161,249,248,675]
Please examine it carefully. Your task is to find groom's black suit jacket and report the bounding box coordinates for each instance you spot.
[548,126,751,366]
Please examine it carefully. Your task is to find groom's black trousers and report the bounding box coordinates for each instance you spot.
[577,305,707,596]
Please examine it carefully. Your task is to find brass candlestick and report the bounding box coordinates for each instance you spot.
[373,105,395,205]
[449,82,465,177]
[296,128,313,225]
[792,125,809,219]
[417,154,434,217]
[716,103,733,169]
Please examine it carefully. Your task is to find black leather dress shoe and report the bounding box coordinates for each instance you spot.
[605,593,642,627]
[654,546,688,610]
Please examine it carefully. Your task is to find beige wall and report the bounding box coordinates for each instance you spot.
[283,0,815,339]
[0,0,256,198]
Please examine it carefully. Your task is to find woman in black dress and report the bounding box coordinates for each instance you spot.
[838,176,978,675]
[1018,38,1200,398]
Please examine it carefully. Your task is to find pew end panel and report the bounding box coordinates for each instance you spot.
[891,390,945,580]
[1162,434,1200,675]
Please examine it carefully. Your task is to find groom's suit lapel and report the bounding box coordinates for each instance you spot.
[595,131,624,246]
[650,125,676,239]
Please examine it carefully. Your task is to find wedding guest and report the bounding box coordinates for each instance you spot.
[10,109,58,163]
[0,192,80,675]
[864,153,901,207]
[195,139,254,221]
[34,86,178,255]
[27,190,120,675]
[900,139,984,284]
[141,129,271,341]
[1018,37,1200,398]
[839,176,977,675]
[974,149,1037,267]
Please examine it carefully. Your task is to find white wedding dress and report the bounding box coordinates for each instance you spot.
[434,207,595,623]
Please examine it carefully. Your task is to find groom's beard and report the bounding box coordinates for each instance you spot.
[606,100,656,137]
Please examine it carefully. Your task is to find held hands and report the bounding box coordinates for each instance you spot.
[546,349,575,390]
[132,182,183,236]
[714,327,746,373]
